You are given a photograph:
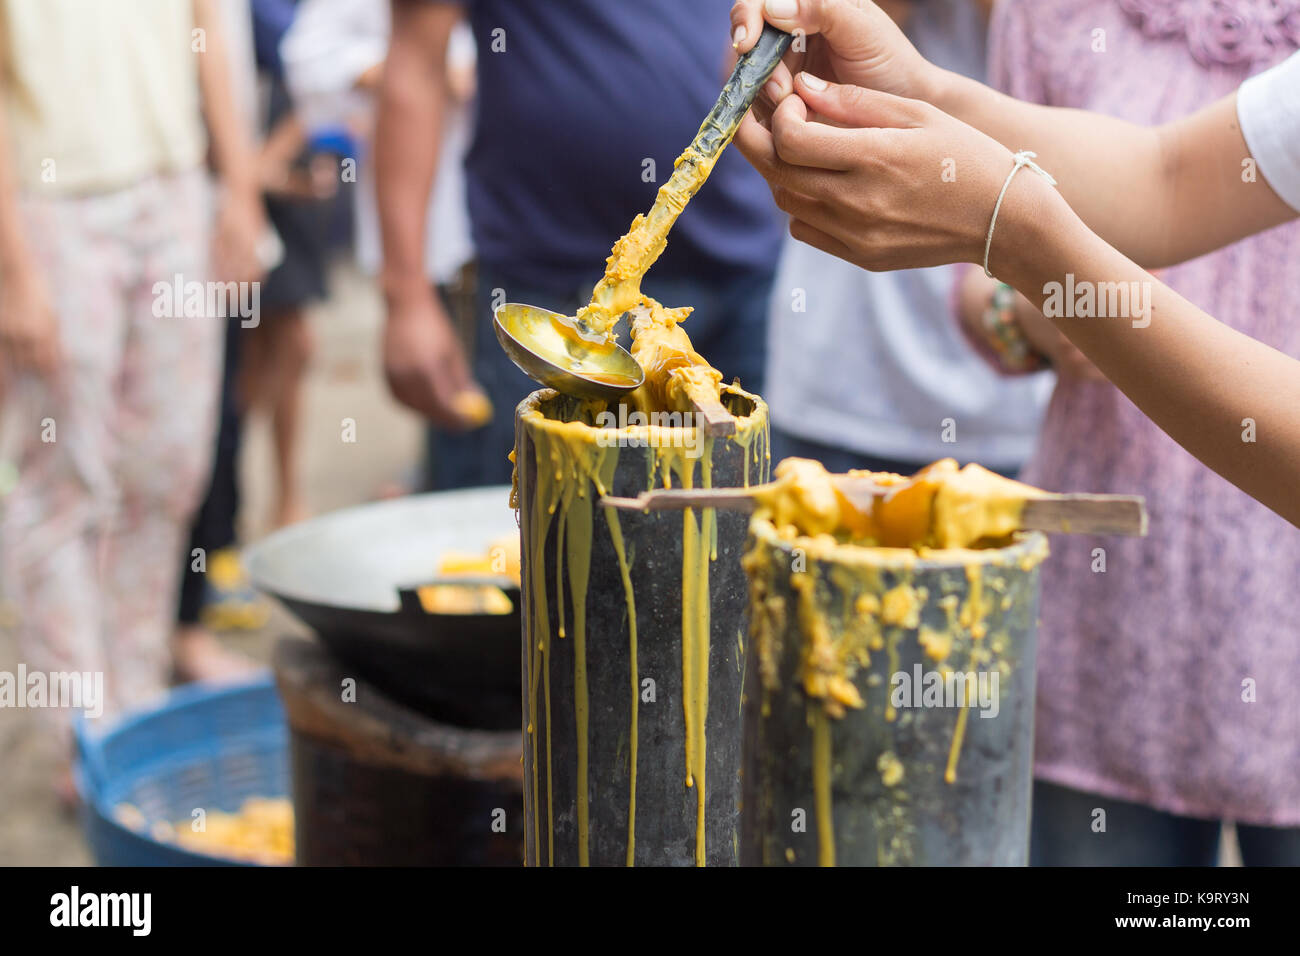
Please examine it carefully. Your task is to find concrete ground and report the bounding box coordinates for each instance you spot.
[0,263,423,865]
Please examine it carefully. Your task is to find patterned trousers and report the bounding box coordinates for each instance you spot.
[0,168,223,723]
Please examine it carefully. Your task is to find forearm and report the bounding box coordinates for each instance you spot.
[956,268,1040,375]
[376,4,452,304]
[262,114,307,168]
[999,176,1300,527]
[930,69,1174,264]
[0,107,30,274]
[375,76,442,302]
[194,0,258,195]
[0,42,31,274]
[930,73,1292,269]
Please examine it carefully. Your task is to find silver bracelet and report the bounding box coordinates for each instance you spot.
[983,150,1058,279]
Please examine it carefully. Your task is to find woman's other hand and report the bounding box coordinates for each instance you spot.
[958,268,1105,382]
[729,0,941,109]
[1013,294,1105,382]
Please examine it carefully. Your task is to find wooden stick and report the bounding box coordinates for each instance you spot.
[602,486,757,513]
[603,478,888,514]
[689,390,737,437]
[601,485,1149,537]
[625,304,736,437]
[826,476,892,512]
[1020,494,1147,537]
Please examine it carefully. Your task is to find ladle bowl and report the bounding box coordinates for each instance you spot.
[494,302,645,401]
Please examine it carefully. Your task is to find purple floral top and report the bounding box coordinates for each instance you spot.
[1119,0,1300,65]
[989,0,1300,824]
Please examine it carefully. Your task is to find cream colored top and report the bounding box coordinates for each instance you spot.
[1,0,207,196]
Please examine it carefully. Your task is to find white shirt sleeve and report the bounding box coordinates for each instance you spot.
[280,0,389,131]
[1237,50,1300,213]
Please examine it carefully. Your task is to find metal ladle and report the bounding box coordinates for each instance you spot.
[494,25,793,401]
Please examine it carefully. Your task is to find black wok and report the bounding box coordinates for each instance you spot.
[244,487,521,729]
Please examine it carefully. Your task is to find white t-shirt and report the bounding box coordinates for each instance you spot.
[281,0,474,284]
[1238,50,1300,214]
[765,0,1053,469]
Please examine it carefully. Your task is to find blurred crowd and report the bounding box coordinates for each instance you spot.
[0,0,1297,864]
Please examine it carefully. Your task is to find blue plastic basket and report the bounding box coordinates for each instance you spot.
[74,675,290,867]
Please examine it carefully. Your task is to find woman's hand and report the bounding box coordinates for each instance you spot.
[729,0,942,108]
[1013,295,1105,382]
[957,269,1105,382]
[212,189,268,285]
[0,259,60,382]
[738,73,1043,274]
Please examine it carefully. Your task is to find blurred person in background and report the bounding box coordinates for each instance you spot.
[281,0,477,493]
[376,0,783,489]
[173,0,270,677]
[766,0,1052,479]
[173,0,348,665]
[0,0,265,789]
[244,0,341,529]
[944,0,1300,865]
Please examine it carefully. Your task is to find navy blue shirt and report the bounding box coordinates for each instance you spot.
[251,0,298,76]
[435,0,783,292]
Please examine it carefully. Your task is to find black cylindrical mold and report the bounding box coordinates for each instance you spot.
[741,521,1047,866]
[515,387,769,866]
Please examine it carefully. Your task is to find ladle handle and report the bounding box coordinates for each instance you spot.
[696,25,793,159]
